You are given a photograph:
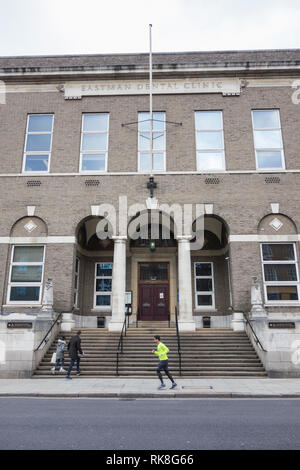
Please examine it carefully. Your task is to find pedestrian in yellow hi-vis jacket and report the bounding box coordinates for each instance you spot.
[152,335,177,390]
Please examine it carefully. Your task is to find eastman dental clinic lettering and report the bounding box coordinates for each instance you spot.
[64,78,241,99]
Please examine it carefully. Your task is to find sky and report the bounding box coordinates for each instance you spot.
[0,0,300,56]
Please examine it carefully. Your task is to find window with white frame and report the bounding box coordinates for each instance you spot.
[80,113,109,172]
[23,114,54,172]
[94,262,113,308]
[194,262,215,308]
[252,109,285,170]
[8,246,45,303]
[195,111,225,171]
[138,112,166,171]
[74,257,80,308]
[261,243,299,302]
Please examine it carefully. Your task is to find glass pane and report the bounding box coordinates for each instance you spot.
[196,279,213,292]
[153,133,165,150]
[11,265,42,282]
[28,115,53,132]
[197,152,224,170]
[82,154,106,171]
[264,264,298,282]
[13,246,44,263]
[96,263,113,277]
[195,263,212,276]
[257,151,283,169]
[24,154,49,172]
[252,110,279,129]
[10,286,40,302]
[262,244,295,261]
[195,111,222,130]
[197,294,213,306]
[26,134,51,152]
[83,114,108,132]
[139,133,150,151]
[254,130,282,149]
[96,295,111,306]
[267,285,298,301]
[153,153,164,170]
[153,113,165,131]
[196,131,223,150]
[82,133,107,151]
[138,113,150,131]
[140,263,168,281]
[74,276,78,289]
[140,153,151,171]
[96,279,112,292]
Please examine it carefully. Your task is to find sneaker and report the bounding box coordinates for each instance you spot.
[66,376,72,380]
[59,367,66,373]
[170,383,177,389]
[76,371,81,376]
[157,384,166,390]
[51,367,55,375]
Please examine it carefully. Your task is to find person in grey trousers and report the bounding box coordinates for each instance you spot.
[51,336,67,374]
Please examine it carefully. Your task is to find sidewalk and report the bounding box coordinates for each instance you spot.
[2,378,300,398]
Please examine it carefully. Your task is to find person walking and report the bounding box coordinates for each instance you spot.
[51,336,67,374]
[152,335,177,390]
[66,330,83,379]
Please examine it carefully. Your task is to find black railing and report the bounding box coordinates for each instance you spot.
[175,306,182,376]
[243,312,267,352]
[34,312,62,352]
[116,317,128,376]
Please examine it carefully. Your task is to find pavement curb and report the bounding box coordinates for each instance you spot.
[1,392,300,398]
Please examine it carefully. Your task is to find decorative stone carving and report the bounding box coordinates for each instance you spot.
[41,278,54,312]
[269,217,283,231]
[24,220,37,233]
[250,276,267,318]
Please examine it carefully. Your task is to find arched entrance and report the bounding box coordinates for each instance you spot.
[128,210,177,322]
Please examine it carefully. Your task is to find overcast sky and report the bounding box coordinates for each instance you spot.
[0,0,299,56]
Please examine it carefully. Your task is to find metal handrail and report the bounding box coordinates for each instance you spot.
[116,316,127,376]
[243,312,267,352]
[136,307,139,328]
[34,312,62,352]
[175,306,182,376]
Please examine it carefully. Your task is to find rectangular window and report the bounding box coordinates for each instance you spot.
[74,257,80,308]
[94,262,113,308]
[252,110,285,170]
[8,246,45,304]
[195,111,225,171]
[138,112,166,171]
[261,243,299,302]
[194,262,215,308]
[80,114,109,172]
[23,114,54,173]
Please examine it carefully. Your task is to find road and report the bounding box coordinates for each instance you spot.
[0,398,299,450]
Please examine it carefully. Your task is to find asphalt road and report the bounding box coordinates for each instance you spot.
[0,398,300,450]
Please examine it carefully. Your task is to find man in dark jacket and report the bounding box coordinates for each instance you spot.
[66,331,83,379]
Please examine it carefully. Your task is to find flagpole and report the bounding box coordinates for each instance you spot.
[149,24,153,177]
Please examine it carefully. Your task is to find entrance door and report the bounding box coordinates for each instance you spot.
[138,262,169,321]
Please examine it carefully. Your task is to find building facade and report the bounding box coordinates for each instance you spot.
[1,49,300,375]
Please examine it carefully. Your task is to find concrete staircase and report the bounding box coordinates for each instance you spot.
[34,323,267,378]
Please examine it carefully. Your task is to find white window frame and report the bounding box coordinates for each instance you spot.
[260,243,300,305]
[79,113,109,173]
[22,114,54,174]
[194,262,215,310]
[195,111,225,172]
[7,245,45,305]
[252,109,285,171]
[74,257,80,308]
[93,262,113,310]
[138,111,166,173]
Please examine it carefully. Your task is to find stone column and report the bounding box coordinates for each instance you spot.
[109,236,127,332]
[177,236,196,331]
